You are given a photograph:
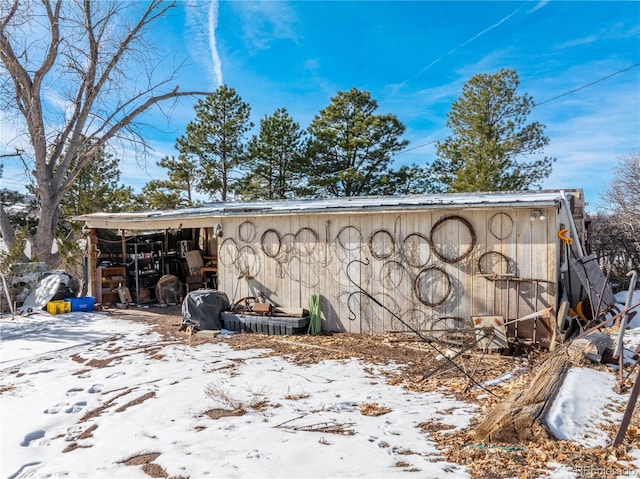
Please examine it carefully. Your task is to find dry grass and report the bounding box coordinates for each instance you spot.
[205,382,269,412]
[360,402,392,416]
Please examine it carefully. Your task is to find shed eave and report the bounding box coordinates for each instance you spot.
[73,191,569,230]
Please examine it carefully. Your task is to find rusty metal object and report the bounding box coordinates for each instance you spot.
[429,215,476,264]
[252,302,272,315]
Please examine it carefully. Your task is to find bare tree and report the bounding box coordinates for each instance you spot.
[602,151,640,217]
[0,0,211,265]
[591,151,640,290]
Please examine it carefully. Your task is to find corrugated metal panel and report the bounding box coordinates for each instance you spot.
[74,191,567,230]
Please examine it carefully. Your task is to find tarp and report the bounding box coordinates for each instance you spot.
[181,289,229,330]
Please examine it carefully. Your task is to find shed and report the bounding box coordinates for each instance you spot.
[76,190,604,343]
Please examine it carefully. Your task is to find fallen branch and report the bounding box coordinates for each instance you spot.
[286,421,356,435]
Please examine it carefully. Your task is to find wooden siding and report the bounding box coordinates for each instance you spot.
[217,207,558,335]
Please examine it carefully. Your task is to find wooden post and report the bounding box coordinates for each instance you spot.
[550,301,569,351]
[87,228,98,299]
[121,230,127,265]
[613,368,640,446]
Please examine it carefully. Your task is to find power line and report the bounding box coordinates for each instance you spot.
[395,62,640,157]
[535,62,640,107]
[397,136,448,155]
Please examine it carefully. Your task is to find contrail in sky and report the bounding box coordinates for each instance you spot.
[399,4,525,87]
[208,0,223,87]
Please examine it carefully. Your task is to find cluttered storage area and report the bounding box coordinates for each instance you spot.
[88,226,219,307]
[75,190,608,350]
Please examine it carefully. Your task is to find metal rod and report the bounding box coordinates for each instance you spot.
[560,190,585,259]
[614,270,638,360]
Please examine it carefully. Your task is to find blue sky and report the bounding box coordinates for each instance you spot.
[2,1,639,211]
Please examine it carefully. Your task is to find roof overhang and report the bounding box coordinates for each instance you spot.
[73,190,573,231]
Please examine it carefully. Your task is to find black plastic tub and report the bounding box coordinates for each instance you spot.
[220,312,309,335]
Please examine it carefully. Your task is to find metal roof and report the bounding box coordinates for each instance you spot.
[74,190,576,230]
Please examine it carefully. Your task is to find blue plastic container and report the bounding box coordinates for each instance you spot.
[64,296,95,312]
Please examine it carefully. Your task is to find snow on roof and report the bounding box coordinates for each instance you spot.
[74,190,578,230]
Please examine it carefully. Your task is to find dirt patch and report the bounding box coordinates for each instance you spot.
[102,307,532,406]
[122,452,171,477]
[0,386,15,394]
[79,387,138,422]
[204,408,246,419]
[115,391,156,412]
[142,463,167,478]
[417,420,456,434]
[70,353,86,364]
[284,392,310,400]
[122,452,162,466]
[86,354,128,368]
[63,442,93,453]
[78,423,99,440]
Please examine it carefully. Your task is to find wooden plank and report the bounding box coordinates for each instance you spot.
[349,214,364,334]
[395,213,411,332]
[333,214,360,332]
[218,218,238,304]
[492,211,509,318]
[320,216,336,332]
[359,213,374,335]
[500,210,519,323]
[550,300,568,351]
[258,216,277,307]
[546,207,558,318]
[516,209,531,322]
[327,215,344,332]
[470,210,489,318]
[272,214,288,308]
[297,214,322,319]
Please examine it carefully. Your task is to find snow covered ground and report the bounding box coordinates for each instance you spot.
[1,292,639,478]
[1,312,477,478]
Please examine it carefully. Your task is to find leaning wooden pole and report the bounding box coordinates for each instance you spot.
[613,367,640,446]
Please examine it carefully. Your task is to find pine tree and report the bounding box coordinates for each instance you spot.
[238,108,310,200]
[307,88,408,197]
[378,164,437,196]
[176,85,252,201]
[432,68,554,192]
[140,155,198,210]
